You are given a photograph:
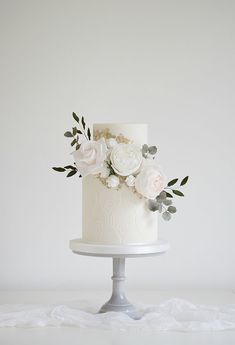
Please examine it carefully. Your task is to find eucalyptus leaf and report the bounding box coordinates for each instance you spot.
[168,206,177,213]
[64,131,73,138]
[180,176,189,186]
[142,144,148,156]
[76,144,81,150]
[163,199,172,206]
[142,144,148,152]
[158,191,167,200]
[148,146,157,155]
[162,211,171,221]
[52,167,66,172]
[72,112,79,123]
[71,139,77,146]
[147,199,159,212]
[158,204,163,213]
[156,195,165,203]
[168,178,178,186]
[66,170,77,177]
[77,130,82,134]
[173,190,184,197]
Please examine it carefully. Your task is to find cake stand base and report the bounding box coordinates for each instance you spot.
[70,239,170,319]
[99,257,141,319]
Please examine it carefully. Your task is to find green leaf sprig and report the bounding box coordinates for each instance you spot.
[63,112,91,150]
[52,112,91,178]
[165,176,189,197]
[147,176,189,221]
[52,164,81,178]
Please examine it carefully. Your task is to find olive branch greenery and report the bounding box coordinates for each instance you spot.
[52,112,91,178]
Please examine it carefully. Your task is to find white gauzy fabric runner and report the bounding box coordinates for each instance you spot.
[0,299,235,331]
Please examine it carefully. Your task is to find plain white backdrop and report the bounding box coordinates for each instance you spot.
[0,0,234,291]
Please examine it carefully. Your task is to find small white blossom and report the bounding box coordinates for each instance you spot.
[106,175,119,188]
[100,164,110,178]
[106,138,117,149]
[125,175,136,187]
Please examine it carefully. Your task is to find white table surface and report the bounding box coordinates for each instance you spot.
[0,289,235,345]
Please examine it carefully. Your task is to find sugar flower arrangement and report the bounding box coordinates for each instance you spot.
[53,113,189,221]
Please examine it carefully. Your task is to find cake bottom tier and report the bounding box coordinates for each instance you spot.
[82,175,158,245]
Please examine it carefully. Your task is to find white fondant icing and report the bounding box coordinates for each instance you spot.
[82,123,158,245]
[93,123,147,147]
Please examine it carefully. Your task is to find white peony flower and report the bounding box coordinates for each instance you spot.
[135,163,167,199]
[125,175,136,187]
[72,138,107,177]
[110,143,142,176]
[100,163,110,178]
[106,138,117,149]
[106,175,119,188]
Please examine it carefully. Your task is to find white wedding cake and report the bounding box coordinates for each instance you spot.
[54,113,188,247]
[82,123,158,245]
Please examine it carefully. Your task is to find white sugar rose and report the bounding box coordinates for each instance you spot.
[72,138,107,177]
[106,138,117,149]
[106,175,119,188]
[135,164,167,199]
[125,175,135,187]
[110,143,142,176]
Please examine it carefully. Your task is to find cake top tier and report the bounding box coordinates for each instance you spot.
[93,123,148,147]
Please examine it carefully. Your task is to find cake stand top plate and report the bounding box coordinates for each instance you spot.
[70,238,170,258]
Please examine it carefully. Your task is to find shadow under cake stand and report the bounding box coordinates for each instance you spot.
[70,239,170,319]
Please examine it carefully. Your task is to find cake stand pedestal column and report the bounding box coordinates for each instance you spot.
[70,239,170,320]
[99,257,138,318]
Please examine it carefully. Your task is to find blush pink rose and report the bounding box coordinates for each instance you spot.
[135,164,167,199]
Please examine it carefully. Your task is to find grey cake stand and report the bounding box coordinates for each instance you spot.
[70,239,170,319]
